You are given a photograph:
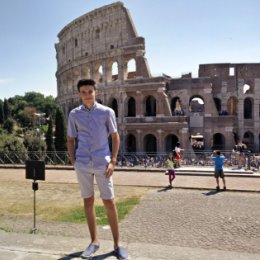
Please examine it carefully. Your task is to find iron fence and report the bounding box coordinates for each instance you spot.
[0,150,259,171]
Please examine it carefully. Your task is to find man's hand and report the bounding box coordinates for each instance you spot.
[105,161,116,178]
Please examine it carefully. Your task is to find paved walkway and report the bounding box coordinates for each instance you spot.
[0,167,260,260]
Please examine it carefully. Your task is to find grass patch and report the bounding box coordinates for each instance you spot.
[57,196,140,225]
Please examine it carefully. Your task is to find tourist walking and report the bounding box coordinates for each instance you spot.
[165,152,176,188]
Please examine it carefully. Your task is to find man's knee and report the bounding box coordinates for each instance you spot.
[102,199,116,210]
[84,196,95,208]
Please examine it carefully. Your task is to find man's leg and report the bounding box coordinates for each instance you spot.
[103,199,120,247]
[84,196,99,244]
[215,177,220,190]
[222,177,226,189]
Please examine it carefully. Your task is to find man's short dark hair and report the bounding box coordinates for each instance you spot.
[216,150,221,156]
[77,79,96,92]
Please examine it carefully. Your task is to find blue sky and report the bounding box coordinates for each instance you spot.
[1,0,260,100]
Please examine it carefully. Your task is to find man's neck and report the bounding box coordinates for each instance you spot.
[84,101,95,110]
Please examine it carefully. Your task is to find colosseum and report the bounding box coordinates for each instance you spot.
[55,2,260,154]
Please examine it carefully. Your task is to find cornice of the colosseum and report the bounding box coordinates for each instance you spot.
[57,2,124,39]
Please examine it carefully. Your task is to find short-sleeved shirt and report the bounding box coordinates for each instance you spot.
[167,159,174,169]
[67,102,117,167]
[211,155,225,170]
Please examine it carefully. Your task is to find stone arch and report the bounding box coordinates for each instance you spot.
[127,58,136,79]
[212,133,225,150]
[93,63,103,83]
[171,97,184,116]
[126,134,136,152]
[227,96,238,115]
[109,98,118,117]
[165,134,179,153]
[189,96,205,112]
[214,97,221,114]
[145,95,156,116]
[82,65,90,78]
[244,97,253,119]
[127,97,136,117]
[259,134,260,152]
[243,82,254,94]
[144,134,157,153]
[111,61,119,81]
[243,131,254,151]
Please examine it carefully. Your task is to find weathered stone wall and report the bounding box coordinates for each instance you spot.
[56,2,260,153]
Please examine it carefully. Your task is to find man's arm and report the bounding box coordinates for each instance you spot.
[105,132,120,177]
[110,132,120,164]
[67,136,76,166]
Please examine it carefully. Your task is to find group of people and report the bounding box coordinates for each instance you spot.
[165,146,227,192]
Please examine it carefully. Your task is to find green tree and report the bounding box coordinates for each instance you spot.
[55,108,67,151]
[23,131,46,160]
[3,118,15,134]
[16,107,37,128]
[3,99,11,120]
[0,100,4,124]
[46,117,55,152]
[0,134,27,163]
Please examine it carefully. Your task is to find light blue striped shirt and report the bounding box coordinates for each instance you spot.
[67,102,117,167]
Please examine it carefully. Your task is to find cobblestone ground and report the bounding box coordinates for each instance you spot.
[119,189,260,254]
[1,189,259,255]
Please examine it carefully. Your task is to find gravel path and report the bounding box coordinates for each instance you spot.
[1,188,259,254]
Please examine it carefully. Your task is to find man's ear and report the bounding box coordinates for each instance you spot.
[95,89,98,95]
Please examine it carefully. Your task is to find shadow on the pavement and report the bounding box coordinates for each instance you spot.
[157,186,173,192]
[202,190,221,196]
[57,251,82,259]
[57,251,115,260]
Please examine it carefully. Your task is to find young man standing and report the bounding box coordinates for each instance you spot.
[67,79,128,259]
[211,150,227,191]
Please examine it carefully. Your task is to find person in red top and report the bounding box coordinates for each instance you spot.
[174,142,183,168]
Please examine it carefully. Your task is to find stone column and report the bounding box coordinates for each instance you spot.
[157,129,163,152]
[136,129,143,152]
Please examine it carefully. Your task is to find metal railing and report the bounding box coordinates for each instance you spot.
[0,151,259,171]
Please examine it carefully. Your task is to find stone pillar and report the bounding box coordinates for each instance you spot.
[135,91,143,117]
[157,129,163,152]
[136,129,143,152]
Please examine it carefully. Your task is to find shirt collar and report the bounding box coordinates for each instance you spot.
[81,101,97,112]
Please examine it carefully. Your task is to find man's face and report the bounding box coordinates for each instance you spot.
[79,85,97,106]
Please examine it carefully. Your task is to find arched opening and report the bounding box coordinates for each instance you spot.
[111,99,118,117]
[82,66,90,78]
[127,59,136,79]
[189,96,204,112]
[98,65,103,83]
[214,97,221,114]
[127,97,136,117]
[171,97,183,116]
[112,62,119,81]
[227,96,238,115]
[126,134,136,152]
[243,83,253,94]
[144,134,157,153]
[165,134,179,152]
[191,133,204,151]
[243,131,254,152]
[259,134,260,152]
[244,98,253,119]
[212,133,225,150]
[145,96,156,116]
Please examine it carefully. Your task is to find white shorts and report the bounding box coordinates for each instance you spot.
[74,161,114,200]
